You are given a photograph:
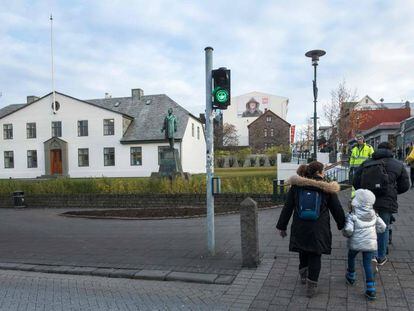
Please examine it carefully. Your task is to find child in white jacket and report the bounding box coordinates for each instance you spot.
[343,189,386,300]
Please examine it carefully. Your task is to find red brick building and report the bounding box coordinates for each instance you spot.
[248,110,290,151]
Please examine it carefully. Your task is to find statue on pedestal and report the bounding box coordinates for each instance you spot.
[161,108,177,149]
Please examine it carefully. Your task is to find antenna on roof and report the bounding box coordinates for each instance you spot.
[50,14,57,114]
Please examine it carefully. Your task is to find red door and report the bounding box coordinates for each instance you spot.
[50,149,62,175]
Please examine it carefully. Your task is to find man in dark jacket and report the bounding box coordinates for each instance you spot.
[353,142,410,265]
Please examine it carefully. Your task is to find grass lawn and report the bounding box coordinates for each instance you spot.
[214,167,276,178]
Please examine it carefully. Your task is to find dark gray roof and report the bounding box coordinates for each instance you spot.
[0,92,195,143]
[0,92,133,120]
[86,94,192,143]
[0,104,25,119]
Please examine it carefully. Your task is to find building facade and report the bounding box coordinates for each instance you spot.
[0,89,206,178]
[222,91,289,146]
[247,110,290,152]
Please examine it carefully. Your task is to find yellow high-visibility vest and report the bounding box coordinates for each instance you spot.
[350,143,374,167]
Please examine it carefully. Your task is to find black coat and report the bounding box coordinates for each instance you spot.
[353,148,410,213]
[276,175,345,255]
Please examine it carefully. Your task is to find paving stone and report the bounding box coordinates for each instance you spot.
[134,269,171,281]
[0,262,21,270]
[69,267,98,275]
[108,268,140,278]
[214,274,236,285]
[90,268,117,277]
[166,271,218,283]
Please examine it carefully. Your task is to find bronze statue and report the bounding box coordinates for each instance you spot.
[161,108,177,149]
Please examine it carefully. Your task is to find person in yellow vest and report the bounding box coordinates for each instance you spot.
[349,134,374,183]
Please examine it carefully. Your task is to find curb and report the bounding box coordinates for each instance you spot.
[0,262,236,285]
[59,205,282,221]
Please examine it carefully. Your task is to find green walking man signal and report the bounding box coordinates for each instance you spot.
[212,67,231,109]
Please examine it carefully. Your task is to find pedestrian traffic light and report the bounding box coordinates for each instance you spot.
[212,67,231,109]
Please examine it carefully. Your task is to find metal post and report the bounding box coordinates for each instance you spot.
[205,47,215,255]
[313,64,318,161]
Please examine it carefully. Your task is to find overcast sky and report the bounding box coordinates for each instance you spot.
[1,0,414,127]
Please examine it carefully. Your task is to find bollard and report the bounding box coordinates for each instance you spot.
[240,197,260,268]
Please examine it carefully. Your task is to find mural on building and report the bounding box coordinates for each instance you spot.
[239,97,268,118]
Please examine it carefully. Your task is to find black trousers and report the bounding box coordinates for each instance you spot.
[299,251,322,282]
[410,167,414,187]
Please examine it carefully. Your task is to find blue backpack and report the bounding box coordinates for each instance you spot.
[297,188,322,220]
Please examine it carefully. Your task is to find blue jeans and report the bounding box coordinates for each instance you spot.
[348,250,375,282]
[377,211,392,260]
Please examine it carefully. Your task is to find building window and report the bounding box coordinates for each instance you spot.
[26,123,36,139]
[4,151,14,168]
[78,148,89,167]
[27,150,37,168]
[192,123,195,137]
[3,124,13,139]
[270,128,274,137]
[197,126,200,140]
[103,119,114,135]
[130,147,142,166]
[104,147,115,166]
[77,120,88,137]
[264,128,268,137]
[51,121,62,137]
[266,116,272,122]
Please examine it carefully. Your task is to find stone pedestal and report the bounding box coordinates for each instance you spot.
[151,148,190,179]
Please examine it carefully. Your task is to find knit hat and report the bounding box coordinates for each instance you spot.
[351,189,376,208]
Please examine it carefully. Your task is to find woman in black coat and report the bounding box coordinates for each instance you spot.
[276,161,345,297]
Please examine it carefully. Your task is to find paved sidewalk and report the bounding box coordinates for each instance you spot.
[248,189,414,310]
[0,189,413,310]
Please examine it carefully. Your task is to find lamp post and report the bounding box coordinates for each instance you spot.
[305,49,326,161]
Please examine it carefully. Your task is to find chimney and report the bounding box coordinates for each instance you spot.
[27,96,39,104]
[105,92,112,99]
[131,88,144,101]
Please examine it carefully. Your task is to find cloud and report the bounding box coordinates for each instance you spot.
[1,0,414,129]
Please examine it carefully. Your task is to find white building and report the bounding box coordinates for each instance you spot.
[0,89,206,178]
[354,95,413,115]
[222,91,288,146]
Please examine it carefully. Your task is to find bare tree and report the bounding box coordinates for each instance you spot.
[323,80,358,152]
[222,123,239,146]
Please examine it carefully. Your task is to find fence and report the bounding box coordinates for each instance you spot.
[324,161,350,183]
[291,152,311,164]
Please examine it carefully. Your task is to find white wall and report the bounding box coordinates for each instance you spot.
[316,152,330,164]
[276,153,299,181]
[222,91,289,146]
[181,116,206,173]
[0,93,205,178]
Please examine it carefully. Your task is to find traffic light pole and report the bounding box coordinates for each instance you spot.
[205,47,215,255]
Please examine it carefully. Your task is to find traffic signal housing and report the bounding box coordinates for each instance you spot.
[212,67,231,109]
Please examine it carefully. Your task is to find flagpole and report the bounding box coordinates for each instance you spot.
[50,14,56,114]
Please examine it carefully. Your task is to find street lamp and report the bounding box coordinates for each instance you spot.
[305,49,326,161]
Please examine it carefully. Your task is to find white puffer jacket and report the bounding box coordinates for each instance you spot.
[343,189,386,251]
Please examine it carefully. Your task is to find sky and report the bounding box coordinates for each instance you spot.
[1,0,414,128]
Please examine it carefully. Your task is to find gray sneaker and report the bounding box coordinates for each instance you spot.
[377,257,388,266]
[306,279,318,298]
